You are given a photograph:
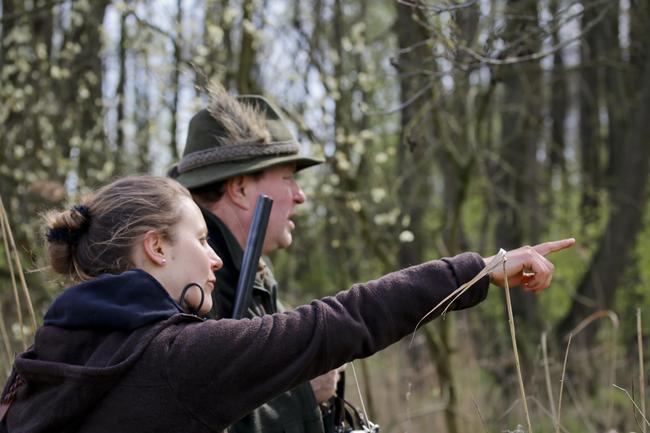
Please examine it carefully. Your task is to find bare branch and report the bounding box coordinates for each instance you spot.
[0,0,66,24]
[396,0,479,14]
[457,0,615,66]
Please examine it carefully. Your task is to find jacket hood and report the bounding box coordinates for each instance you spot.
[44,269,183,331]
[2,270,196,433]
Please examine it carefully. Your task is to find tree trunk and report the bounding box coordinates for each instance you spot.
[578,2,603,227]
[115,10,128,175]
[557,48,650,344]
[135,53,151,173]
[602,3,623,183]
[169,0,183,162]
[394,4,462,433]
[55,0,110,184]
[237,0,256,94]
[549,0,567,183]
[494,0,544,353]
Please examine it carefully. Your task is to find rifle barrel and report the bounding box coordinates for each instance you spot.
[232,195,273,319]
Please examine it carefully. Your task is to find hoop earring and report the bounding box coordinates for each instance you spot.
[178,283,205,315]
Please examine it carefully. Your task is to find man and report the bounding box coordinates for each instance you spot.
[170,83,341,433]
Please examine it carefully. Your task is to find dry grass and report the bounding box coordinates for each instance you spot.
[501,258,533,433]
[344,317,646,432]
[555,332,572,433]
[639,308,647,433]
[0,196,37,374]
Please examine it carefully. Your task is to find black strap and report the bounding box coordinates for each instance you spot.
[178,283,205,315]
[333,371,346,428]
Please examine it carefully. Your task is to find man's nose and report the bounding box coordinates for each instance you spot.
[293,185,306,204]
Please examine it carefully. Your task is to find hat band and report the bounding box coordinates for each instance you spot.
[177,140,300,174]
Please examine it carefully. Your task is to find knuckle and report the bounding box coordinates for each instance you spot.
[525,246,535,260]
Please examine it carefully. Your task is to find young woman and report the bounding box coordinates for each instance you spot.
[0,176,573,433]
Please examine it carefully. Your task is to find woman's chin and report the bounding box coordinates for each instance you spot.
[197,301,213,316]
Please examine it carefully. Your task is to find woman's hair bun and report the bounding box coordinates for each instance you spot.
[45,204,92,245]
[44,203,93,277]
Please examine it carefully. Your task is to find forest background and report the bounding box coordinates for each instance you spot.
[1,0,650,431]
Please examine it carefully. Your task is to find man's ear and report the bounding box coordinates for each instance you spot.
[141,230,168,266]
[225,175,253,210]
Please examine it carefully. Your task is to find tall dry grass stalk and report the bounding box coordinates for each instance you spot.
[0,211,17,376]
[471,395,489,433]
[567,310,619,425]
[552,311,619,430]
[555,332,572,433]
[613,384,650,428]
[350,362,370,424]
[0,197,37,354]
[529,397,571,433]
[502,259,533,433]
[1,204,26,350]
[639,308,647,433]
[542,332,558,423]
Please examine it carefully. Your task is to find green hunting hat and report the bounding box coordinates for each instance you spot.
[171,85,322,189]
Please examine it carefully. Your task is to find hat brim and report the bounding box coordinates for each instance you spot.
[174,154,323,189]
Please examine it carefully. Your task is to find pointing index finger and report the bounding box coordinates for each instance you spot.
[533,238,575,256]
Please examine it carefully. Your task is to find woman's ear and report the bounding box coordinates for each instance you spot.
[141,230,168,267]
[225,176,253,210]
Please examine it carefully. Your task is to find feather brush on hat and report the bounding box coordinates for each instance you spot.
[205,81,271,145]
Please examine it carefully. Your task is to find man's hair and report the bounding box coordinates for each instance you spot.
[189,171,265,206]
[189,181,228,204]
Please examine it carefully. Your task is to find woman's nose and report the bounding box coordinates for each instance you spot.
[210,249,223,271]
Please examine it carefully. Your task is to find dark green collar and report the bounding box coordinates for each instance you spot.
[200,206,244,272]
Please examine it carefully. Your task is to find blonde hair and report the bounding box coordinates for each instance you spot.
[44,176,191,281]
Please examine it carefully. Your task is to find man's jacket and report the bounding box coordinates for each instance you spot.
[202,208,324,433]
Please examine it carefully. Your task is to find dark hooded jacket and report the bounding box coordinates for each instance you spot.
[0,253,489,433]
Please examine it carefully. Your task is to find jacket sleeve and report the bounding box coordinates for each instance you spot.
[164,252,489,430]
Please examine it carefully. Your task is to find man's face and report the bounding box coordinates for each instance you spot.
[246,163,306,253]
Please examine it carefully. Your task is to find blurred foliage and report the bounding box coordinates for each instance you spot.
[2,0,650,430]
